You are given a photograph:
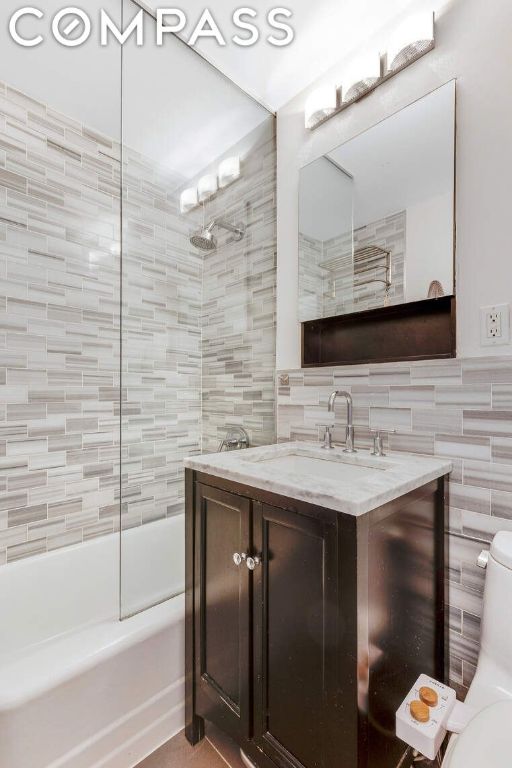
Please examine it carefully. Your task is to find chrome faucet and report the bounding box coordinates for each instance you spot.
[327,390,357,453]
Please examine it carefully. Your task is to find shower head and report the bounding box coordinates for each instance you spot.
[190,228,217,251]
[190,217,245,252]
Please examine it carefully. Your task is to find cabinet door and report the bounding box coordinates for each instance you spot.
[252,503,341,768]
[194,484,251,742]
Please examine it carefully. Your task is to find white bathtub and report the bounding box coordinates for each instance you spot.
[0,516,186,768]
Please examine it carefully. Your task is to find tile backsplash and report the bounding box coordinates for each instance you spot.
[277,356,512,694]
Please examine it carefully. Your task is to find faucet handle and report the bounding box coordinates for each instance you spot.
[318,424,334,449]
[370,429,396,457]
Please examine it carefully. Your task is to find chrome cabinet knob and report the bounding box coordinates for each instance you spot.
[233,552,244,566]
[246,555,261,571]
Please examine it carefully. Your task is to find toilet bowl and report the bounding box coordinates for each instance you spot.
[442,700,512,767]
[442,531,512,766]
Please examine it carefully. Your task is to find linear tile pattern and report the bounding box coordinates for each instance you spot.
[277,356,512,694]
[0,80,122,565]
[0,81,277,566]
[199,121,277,453]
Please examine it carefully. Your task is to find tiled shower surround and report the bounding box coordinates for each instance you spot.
[0,81,276,564]
[0,82,122,565]
[200,122,277,453]
[277,357,512,694]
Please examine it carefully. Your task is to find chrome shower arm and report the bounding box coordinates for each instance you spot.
[209,218,245,240]
[191,218,246,251]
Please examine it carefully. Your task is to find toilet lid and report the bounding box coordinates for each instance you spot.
[448,700,512,768]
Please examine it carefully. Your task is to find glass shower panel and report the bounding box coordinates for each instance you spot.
[0,3,121,588]
[120,0,274,618]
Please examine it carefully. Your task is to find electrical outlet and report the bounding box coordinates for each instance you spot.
[481,304,511,346]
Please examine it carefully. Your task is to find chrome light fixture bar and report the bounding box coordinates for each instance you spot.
[305,11,435,131]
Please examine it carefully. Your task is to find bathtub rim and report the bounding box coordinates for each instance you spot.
[0,592,185,711]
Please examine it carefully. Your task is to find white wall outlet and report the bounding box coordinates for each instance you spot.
[480,304,510,346]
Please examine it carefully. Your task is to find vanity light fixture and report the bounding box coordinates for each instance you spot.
[218,156,241,188]
[180,156,242,213]
[304,86,338,130]
[342,51,381,103]
[305,11,435,130]
[180,187,198,214]
[386,11,435,73]
[197,174,218,202]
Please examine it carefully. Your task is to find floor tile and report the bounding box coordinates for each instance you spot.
[136,731,230,768]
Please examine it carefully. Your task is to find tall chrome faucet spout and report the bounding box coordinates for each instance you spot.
[327,390,357,453]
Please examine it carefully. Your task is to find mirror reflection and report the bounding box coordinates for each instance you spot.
[298,81,455,322]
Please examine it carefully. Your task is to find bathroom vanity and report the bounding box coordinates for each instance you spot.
[184,443,451,768]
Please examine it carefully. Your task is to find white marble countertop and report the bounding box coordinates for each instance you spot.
[183,441,452,517]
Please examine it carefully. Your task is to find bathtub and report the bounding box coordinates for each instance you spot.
[0,516,185,768]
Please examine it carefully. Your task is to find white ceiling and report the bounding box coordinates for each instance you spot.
[0,0,122,139]
[122,6,269,181]
[0,0,269,181]
[142,0,422,110]
[0,0,435,180]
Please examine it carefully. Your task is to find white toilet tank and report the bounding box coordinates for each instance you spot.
[473,532,512,699]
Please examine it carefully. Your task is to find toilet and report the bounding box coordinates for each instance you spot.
[442,531,512,766]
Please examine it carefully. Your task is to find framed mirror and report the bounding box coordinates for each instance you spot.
[298,80,456,323]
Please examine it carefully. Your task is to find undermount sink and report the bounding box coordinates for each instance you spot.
[184,440,453,516]
[257,452,385,482]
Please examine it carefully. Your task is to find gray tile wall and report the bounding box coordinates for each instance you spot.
[277,356,512,695]
[0,80,122,565]
[199,121,277,453]
[0,82,277,565]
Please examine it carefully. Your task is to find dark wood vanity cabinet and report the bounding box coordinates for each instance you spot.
[251,501,352,768]
[185,469,447,768]
[191,483,251,740]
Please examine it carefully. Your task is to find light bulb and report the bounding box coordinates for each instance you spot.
[386,11,435,73]
[218,156,241,188]
[305,86,337,130]
[180,187,198,214]
[197,174,218,202]
[342,52,381,103]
